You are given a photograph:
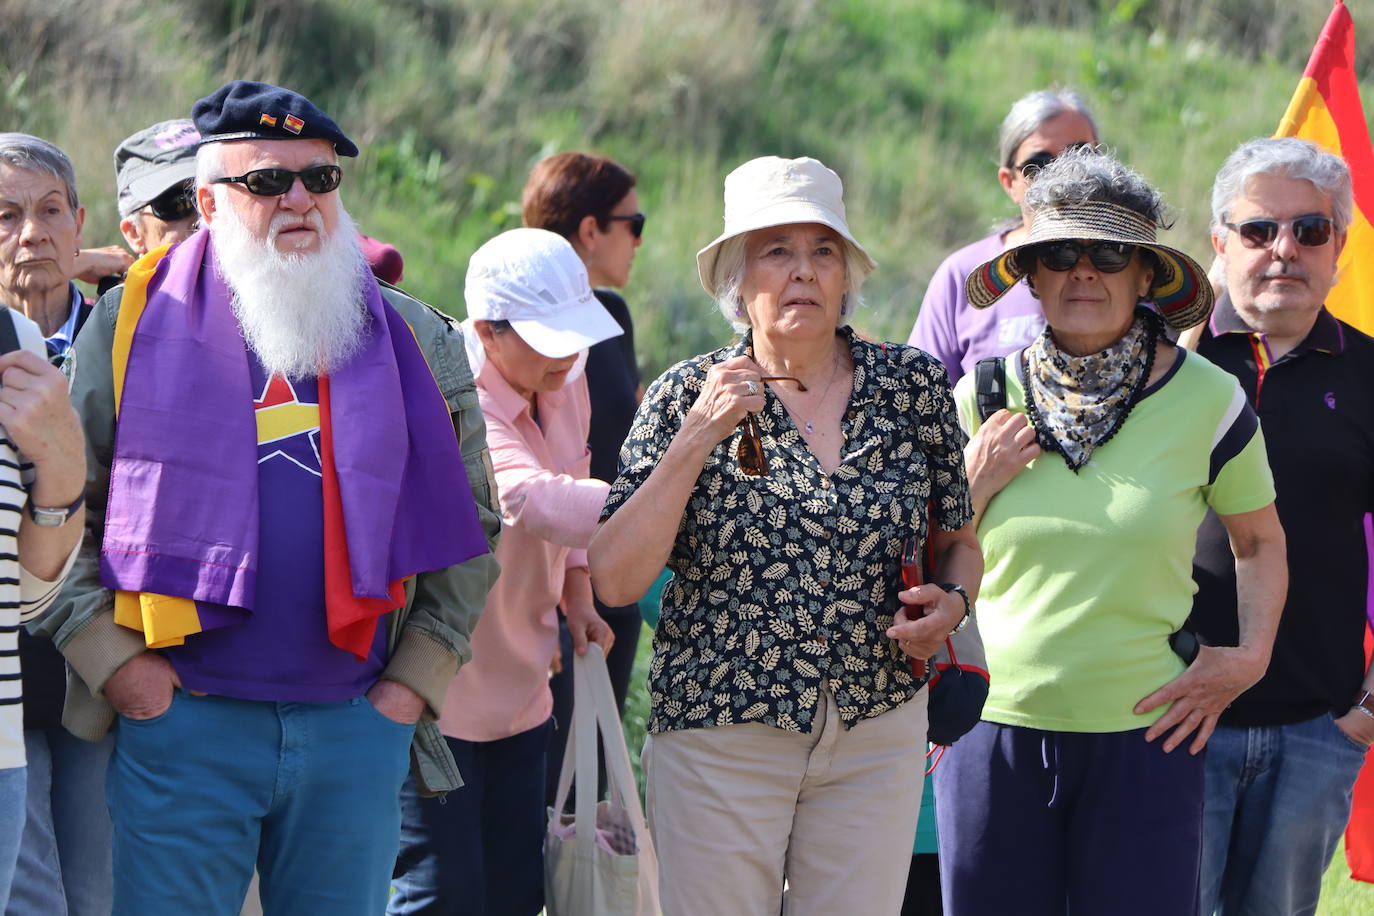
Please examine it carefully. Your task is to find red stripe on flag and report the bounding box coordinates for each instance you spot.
[1303,2,1374,224]
[319,374,405,661]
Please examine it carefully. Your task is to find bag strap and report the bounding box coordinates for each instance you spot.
[0,310,21,357]
[552,645,662,910]
[974,356,1006,422]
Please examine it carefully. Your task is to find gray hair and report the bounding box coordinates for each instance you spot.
[998,89,1099,168]
[1023,145,1168,226]
[710,233,869,330]
[0,133,79,211]
[195,141,227,188]
[1210,137,1352,232]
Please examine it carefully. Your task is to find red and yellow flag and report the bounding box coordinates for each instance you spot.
[1284,2,1374,883]
[1275,0,1374,334]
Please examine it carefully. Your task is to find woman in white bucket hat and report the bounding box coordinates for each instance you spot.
[590,157,983,913]
[389,228,622,916]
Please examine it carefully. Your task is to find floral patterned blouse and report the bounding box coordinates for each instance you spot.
[601,327,972,734]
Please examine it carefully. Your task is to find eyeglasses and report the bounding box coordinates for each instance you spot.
[142,180,196,222]
[1032,240,1138,273]
[1015,142,1095,179]
[605,212,646,238]
[737,376,808,477]
[212,165,343,197]
[1223,216,1334,249]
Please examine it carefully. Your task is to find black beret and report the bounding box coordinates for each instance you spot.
[191,80,358,157]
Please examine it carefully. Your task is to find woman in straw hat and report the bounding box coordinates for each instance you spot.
[389,228,620,916]
[589,156,982,913]
[934,147,1286,916]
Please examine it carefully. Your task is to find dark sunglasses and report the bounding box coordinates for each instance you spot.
[737,376,808,477]
[1015,142,1095,178]
[212,164,343,197]
[142,180,196,222]
[1032,240,1138,273]
[1224,216,1334,249]
[605,211,646,238]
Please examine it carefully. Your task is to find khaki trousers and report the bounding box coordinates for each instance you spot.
[643,687,928,916]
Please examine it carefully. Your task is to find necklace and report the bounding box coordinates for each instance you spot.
[783,349,847,435]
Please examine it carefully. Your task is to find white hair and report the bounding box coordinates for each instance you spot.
[710,233,869,331]
[209,184,369,379]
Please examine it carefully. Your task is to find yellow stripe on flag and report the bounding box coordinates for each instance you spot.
[109,242,203,647]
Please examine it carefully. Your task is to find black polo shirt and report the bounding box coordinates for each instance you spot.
[1187,291,1374,727]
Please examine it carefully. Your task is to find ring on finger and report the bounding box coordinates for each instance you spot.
[746,380,759,396]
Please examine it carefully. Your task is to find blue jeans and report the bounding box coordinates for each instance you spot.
[0,767,25,911]
[7,727,113,916]
[1200,714,1369,916]
[389,719,552,916]
[934,720,1205,916]
[108,689,414,916]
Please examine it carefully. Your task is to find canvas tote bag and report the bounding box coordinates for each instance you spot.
[545,643,661,915]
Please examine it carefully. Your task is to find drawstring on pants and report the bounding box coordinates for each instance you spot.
[1040,732,1062,808]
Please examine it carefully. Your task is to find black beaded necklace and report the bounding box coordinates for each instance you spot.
[1021,306,1162,472]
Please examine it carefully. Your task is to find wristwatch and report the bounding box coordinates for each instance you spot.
[1353,690,1374,719]
[27,492,85,528]
[937,583,973,635]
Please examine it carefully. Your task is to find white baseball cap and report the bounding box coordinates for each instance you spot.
[696,156,876,298]
[464,228,623,359]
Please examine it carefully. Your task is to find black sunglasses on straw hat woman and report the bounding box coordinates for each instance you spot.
[935,146,1286,916]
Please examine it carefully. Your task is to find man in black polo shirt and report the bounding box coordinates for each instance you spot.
[1189,136,1374,916]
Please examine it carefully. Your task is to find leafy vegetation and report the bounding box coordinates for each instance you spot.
[7,3,1374,908]
[5,0,1371,374]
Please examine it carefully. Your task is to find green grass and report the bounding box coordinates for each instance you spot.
[1321,839,1374,915]
[5,1,1373,377]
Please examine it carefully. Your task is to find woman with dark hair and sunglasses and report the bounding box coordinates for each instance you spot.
[908,88,1099,387]
[519,151,647,803]
[588,156,982,914]
[934,146,1287,916]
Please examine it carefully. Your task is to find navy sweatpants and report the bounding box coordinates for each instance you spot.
[933,720,1204,916]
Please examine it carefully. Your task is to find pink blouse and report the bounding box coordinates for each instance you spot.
[438,359,611,742]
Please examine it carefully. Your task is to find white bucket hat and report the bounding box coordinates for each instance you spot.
[695,156,877,298]
[462,228,623,376]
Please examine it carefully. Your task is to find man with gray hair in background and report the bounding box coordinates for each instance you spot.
[1187,136,1374,916]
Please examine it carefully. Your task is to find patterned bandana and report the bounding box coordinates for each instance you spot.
[1023,307,1161,471]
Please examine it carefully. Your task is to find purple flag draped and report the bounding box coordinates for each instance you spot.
[102,228,488,631]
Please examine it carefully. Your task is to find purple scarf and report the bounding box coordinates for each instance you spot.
[102,228,488,637]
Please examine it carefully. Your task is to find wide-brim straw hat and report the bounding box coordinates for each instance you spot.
[696,156,877,298]
[964,199,1213,331]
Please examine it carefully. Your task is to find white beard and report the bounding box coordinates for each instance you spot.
[209,195,369,379]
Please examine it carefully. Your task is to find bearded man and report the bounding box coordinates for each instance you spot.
[37,81,500,916]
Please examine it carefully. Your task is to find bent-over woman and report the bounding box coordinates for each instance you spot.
[388,228,620,916]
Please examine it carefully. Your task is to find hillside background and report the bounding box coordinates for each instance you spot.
[6,0,1373,373]
[7,1,1374,911]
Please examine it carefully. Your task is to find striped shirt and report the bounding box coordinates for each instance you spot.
[0,308,79,769]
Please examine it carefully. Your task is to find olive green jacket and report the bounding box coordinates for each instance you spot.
[35,281,501,796]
